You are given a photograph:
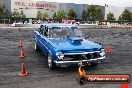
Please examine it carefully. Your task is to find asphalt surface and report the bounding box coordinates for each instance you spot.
[0,28,132,88]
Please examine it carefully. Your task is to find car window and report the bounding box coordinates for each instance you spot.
[49,28,83,38]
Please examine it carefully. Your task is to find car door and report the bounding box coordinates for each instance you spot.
[33,30,42,50]
[39,26,49,55]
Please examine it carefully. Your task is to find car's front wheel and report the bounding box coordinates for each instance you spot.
[47,54,56,69]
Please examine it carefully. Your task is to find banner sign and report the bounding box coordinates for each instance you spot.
[77,74,131,85]
[14,1,56,9]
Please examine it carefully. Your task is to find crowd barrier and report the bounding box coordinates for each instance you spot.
[1,24,132,29]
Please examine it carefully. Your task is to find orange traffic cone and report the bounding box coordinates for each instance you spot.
[105,46,111,53]
[19,63,28,76]
[18,40,23,48]
[19,49,25,58]
[120,83,128,88]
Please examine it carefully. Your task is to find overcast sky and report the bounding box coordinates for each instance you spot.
[32,0,132,7]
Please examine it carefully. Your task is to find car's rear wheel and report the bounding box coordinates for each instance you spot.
[34,42,39,51]
[47,54,56,69]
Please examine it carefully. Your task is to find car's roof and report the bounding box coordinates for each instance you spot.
[41,23,77,29]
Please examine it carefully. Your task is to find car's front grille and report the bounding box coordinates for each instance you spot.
[63,52,101,61]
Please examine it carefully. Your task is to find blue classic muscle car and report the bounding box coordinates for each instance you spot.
[33,23,105,69]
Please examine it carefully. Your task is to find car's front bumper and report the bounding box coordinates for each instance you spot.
[54,57,105,66]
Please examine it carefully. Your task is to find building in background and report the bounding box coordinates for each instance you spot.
[104,6,132,20]
[59,3,105,20]
[0,0,132,20]
[0,0,59,18]
[59,3,88,19]
[10,0,59,18]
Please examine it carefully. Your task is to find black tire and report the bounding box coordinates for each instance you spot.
[76,76,86,86]
[47,54,56,70]
[34,42,40,51]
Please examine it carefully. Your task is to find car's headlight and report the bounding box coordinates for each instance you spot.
[56,52,64,59]
[100,49,105,57]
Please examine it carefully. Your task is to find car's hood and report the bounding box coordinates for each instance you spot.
[49,37,102,52]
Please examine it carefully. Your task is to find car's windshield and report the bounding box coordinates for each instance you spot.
[49,27,83,38]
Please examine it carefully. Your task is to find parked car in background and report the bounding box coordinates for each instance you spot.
[33,23,105,69]
[74,21,80,25]
[126,22,132,26]
[11,21,23,27]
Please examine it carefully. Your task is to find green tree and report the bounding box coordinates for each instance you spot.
[118,15,122,21]
[0,5,4,19]
[56,9,66,21]
[87,5,96,21]
[20,10,26,19]
[107,12,115,21]
[42,12,48,20]
[12,11,20,19]
[37,11,42,19]
[96,7,103,20]
[86,5,103,21]
[53,12,57,21]
[12,10,26,20]
[81,10,87,20]
[67,8,77,19]
[37,11,48,20]
[118,9,132,21]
